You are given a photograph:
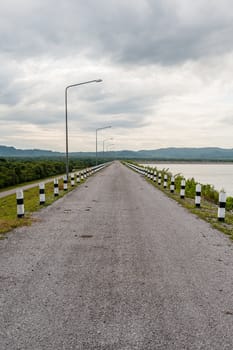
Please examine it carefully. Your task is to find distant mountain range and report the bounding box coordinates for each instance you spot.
[0,145,62,157]
[1,145,233,161]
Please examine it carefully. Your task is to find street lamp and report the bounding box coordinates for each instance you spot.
[107,143,115,154]
[103,137,113,157]
[95,126,111,165]
[65,79,102,181]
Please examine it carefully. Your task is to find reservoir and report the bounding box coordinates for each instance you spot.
[141,163,233,197]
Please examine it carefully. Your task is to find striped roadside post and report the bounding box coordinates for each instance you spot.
[71,173,75,187]
[81,172,84,181]
[77,172,80,183]
[54,178,59,196]
[39,183,45,205]
[63,175,68,190]
[150,170,154,180]
[153,171,157,182]
[16,189,24,218]
[218,191,226,221]
[180,179,186,199]
[158,173,161,185]
[164,174,168,189]
[195,184,201,208]
[170,176,175,193]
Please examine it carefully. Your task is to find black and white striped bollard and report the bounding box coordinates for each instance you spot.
[63,175,68,190]
[195,184,201,208]
[71,173,75,187]
[164,174,167,189]
[54,178,59,196]
[218,191,226,222]
[153,171,157,182]
[16,189,24,218]
[180,179,186,199]
[39,183,45,205]
[77,172,80,183]
[81,172,84,181]
[158,173,161,185]
[170,176,175,193]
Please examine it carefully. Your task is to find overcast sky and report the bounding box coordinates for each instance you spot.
[0,0,233,152]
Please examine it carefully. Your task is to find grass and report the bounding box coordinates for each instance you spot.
[0,173,65,193]
[0,178,85,239]
[124,162,233,239]
[146,176,233,239]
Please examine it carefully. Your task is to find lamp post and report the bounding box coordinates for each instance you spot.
[65,79,102,181]
[96,126,111,165]
[103,138,113,157]
[107,143,115,155]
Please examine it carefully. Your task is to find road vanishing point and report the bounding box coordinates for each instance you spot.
[1,161,233,349]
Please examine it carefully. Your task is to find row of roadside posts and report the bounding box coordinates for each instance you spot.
[16,163,108,218]
[126,163,227,222]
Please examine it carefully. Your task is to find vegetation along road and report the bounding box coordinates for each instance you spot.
[1,161,233,349]
[0,175,64,199]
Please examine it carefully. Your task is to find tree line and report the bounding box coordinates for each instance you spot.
[0,158,97,189]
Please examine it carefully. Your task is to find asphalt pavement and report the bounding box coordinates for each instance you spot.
[1,161,233,349]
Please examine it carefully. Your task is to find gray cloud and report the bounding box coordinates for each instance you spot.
[1,1,233,64]
[0,0,233,151]
[96,96,154,115]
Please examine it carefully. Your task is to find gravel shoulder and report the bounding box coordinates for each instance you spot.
[1,161,233,349]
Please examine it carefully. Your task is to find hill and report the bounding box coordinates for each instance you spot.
[0,145,61,157]
[0,145,233,161]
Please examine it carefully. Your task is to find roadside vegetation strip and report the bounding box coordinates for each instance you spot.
[124,161,233,238]
[0,162,110,238]
[0,158,99,191]
[0,179,80,238]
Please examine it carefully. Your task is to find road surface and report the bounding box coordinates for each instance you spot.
[1,161,233,349]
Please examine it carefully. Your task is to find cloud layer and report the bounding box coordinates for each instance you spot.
[0,0,233,151]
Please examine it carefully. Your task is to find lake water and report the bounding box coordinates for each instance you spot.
[141,163,233,197]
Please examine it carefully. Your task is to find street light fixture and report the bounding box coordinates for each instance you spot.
[65,79,102,181]
[107,143,115,153]
[103,137,113,157]
[95,126,111,165]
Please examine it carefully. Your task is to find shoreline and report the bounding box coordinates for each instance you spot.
[139,160,233,164]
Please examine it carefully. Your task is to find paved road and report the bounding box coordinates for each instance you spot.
[1,161,233,349]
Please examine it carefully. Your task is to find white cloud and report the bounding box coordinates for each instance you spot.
[0,0,233,151]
